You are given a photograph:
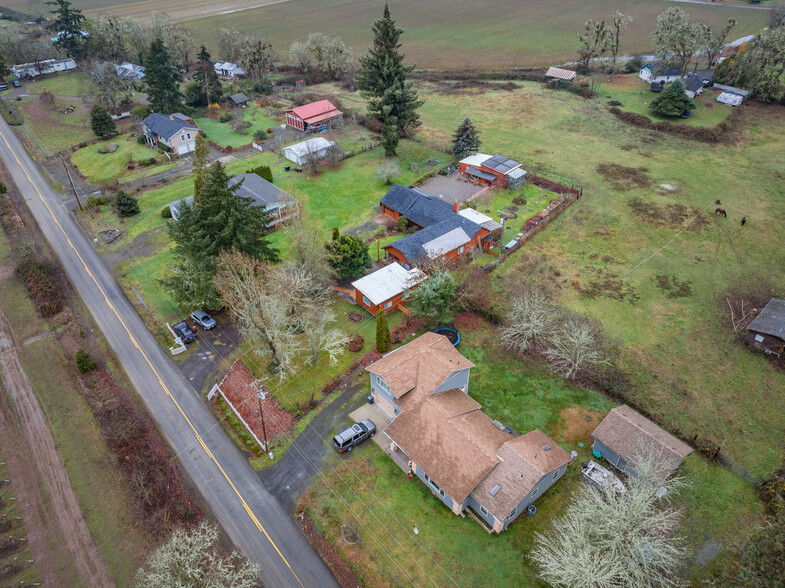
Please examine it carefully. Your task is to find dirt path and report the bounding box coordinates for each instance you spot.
[0,303,114,588]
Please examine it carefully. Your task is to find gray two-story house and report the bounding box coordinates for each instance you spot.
[366,332,572,533]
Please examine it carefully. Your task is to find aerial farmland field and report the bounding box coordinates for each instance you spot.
[9,0,768,67]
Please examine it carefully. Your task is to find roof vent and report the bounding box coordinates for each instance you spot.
[489,484,501,497]
[542,445,551,451]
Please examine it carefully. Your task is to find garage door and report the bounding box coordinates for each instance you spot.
[177,144,189,155]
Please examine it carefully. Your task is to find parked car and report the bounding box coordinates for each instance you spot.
[333,420,376,453]
[190,310,216,330]
[173,321,196,343]
[12,79,20,88]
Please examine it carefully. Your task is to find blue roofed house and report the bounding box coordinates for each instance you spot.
[368,332,572,533]
[168,173,299,229]
[142,113,201,155]
[379,184,455,229]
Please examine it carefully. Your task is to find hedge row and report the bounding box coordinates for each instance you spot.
[608,106,741,143]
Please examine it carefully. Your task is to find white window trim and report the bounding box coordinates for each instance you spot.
[362,296,372,307]
[180,134,185,142]
[384,301,392,309]
[186,132,192,139]
[480,505,489,516]
[552,469,560,481]
[457,245,464,254]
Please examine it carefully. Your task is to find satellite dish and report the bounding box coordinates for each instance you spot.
[571,450,578,458]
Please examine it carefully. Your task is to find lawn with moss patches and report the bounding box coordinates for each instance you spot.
[71,133,176,184]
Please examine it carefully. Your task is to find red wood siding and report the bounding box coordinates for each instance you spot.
[381,204,400,220]
[354,288,413,315]
[285,112,305,131]
[385,228,490,268]
[458,162,505,187]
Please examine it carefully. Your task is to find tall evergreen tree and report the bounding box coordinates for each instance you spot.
[164,161,279,308]
[190,45,222,106]
[356,2,423,156]
[144,38,182,113]
[650,79,695,117]
[192,133,209,204]
[89,104,117,138]
[451,118,481,159]
[47,0,85,58]
[376,308,391,353]
[115,190,140,217]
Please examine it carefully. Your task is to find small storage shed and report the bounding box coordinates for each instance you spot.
[591,405,693,481]
[746,298,785,355]
[282,137,336,166]
[228,92,250,107]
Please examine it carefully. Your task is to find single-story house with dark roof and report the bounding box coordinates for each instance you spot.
[351,262,427,315]
[591,405,693,481]
[228,92,250,107]
[168,173,298,228]
[683,75,704,99]
[285,99,343,132]
[746,298,785,355]
[380,184,455,229]
[639,63,682,84]
[384,215,489,269]
[458,153,527,189]
[369,333,572,533]
[142,112,201,155]
[688,69,714,87]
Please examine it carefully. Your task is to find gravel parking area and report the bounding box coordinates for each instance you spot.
[418,173,486,203]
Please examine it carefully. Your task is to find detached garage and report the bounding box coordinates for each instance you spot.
[283,137,336,166]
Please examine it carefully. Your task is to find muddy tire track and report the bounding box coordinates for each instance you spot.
[0,305,114,588]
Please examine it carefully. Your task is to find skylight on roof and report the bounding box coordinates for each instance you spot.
[490,484,501,496]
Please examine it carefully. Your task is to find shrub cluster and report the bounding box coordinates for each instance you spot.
[161,206,173,218]
[15,245,64,317]
[75,348,97,373]
[218,113,232,123]
[608,106,740,143]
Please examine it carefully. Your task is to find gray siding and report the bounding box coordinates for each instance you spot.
[434,368,470,395]
[500,463,569,531]
[417,468,454,510]
[592,439,629,473]
[465,494,495,528]
[371,374,401,416]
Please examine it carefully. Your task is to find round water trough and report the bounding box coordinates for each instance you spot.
[433,327,460,346]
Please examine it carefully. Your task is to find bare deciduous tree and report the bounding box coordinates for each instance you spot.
[286,212,335,286]
[375,158,402,185]
[531,445,688,588]
[136,522,259,587]
[214,251,345,378]
[543,316,609,378]
[499,287,556,353]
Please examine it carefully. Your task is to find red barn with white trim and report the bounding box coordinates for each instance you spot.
[285,100,343,132]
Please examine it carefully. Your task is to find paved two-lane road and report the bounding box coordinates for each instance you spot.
[0,117,338,588]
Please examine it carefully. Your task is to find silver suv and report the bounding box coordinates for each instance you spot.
[333,419,376,453]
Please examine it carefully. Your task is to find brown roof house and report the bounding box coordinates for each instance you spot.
[367,332,572,533]
[745,298,785,356]
[591,405,693,481]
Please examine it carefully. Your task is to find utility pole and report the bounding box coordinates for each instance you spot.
[62,159,82,211]
[258,398,272,460]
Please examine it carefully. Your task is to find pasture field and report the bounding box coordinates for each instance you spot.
[16,97,93,157]
[23,71,91,97]
[324,76,785,479]
[6,0,764,67]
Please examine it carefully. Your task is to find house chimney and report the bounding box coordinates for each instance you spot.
[169,115,174,120]
[453,201,460,213]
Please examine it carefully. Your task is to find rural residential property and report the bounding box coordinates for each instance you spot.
[0,1,782,587]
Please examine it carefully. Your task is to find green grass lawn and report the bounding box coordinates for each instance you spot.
[598,75,733,128]
[16,96,94,156]
[23,71,91,97]
[71,133,176,185]
[196,104,280,148]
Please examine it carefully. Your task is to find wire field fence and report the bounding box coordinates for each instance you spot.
[715,451,761,486]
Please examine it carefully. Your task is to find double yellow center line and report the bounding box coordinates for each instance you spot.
[0,127,303,588]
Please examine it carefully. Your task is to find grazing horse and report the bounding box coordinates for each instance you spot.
[715,207,727,217]
[741,216,747,226]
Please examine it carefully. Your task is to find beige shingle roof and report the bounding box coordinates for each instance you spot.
[365,332,474,408]
[473,430,572,520]
[385,389,512,503]
[591,405,693,479]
